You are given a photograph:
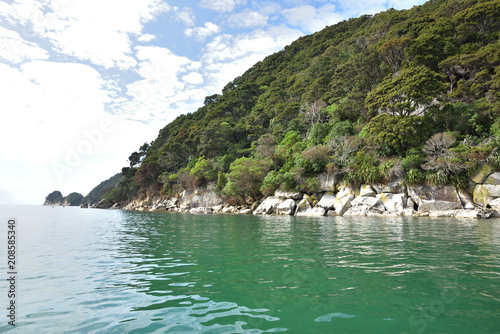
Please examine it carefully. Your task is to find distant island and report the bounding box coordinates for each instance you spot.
[48,0,500,218]
[43,173,123,208]
[43,191,83,206]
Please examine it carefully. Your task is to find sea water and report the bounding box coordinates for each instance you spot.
[0,205,499,333]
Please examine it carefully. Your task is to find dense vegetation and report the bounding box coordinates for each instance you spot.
[82,173,124,205]
[110,0,500,205]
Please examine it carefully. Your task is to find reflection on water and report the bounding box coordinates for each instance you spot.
[0,206,499,333]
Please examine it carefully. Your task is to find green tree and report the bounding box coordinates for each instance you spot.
[378,36,411,73]
[361,114,431,156]
[189,157,216,185]
[223,157,269,202]
[365,66,447,117]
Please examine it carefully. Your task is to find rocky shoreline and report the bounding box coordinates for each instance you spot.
[87,165,500,219]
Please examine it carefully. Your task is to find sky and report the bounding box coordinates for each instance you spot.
[0,0,427,205]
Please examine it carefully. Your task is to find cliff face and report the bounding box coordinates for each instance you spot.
[106,166,500,219]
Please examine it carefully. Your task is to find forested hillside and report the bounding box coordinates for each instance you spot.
[109,0,500,205]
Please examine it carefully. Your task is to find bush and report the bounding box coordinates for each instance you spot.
[405,168,425,185]
[260,170,282,196]
[190,157,217,185]
[361,114,431,156]
[345,151,381,184]
[223,157,269,202]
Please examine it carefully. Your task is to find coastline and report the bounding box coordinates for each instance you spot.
[87,165,500,219]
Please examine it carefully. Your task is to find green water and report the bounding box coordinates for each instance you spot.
[1,206,499,333]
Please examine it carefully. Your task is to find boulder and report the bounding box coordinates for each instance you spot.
[212,205,224,213]
[239,209,252,214]
[473,184,500,206]
[408,185,463,212]
[305,194,319,207]
[316,192,336,210]
[80,203,89,208]
[359,184,376,197]
[455,210,483,219]
[275,199,297,215]
[253,196,281,215]
[484,172,500,184]
[373,179,405,194]
[377,193,406,213]
[189,207,212,214]
[275,190,302,199]
[294,198,312,215]
[457,189,475,210]
[470,165,494,184]
[95,199,113,209]
[428,210,460,218]
[343,196,386,216]
[295,206,326,216]
[317,173,336,191]
[334,183,356,215]
[418,200,462,212]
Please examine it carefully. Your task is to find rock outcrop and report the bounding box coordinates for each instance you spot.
[92,165,500,219]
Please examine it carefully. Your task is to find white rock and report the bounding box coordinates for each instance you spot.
[428,210,459,218]
[377,193,406,213]
[275,198,297,215]
[253,196,281,215]
[295,206,326,216]
[343,196,386,216]
[189,207,212,214]
[294,198,312,215]
[317,192,336,210]
[455,210,481,219]
[275,190,302,199]
[359,184,376,197]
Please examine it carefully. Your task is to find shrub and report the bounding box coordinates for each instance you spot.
[361,114,431,156]
[223,157,269,202]
[405,168,425,185]
[260,170,282,196]
[190,157,216,185]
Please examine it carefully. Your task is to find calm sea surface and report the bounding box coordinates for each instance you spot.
[0,205,499,333]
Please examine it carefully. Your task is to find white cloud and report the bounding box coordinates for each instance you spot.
[0,61,111,163]
[198,0,247,13]
[283,4,343,33]
[201,25,303,88]
[137,34,156,42]
[3,0,169,69]
[0,26,49,63]
[0,59,166,204]
[184,22,221,41]
[174,6,195,26]
[182,72,204,85]
[228,10,268,28]
[122,46,205,122]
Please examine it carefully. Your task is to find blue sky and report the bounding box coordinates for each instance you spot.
[0,0,426,205]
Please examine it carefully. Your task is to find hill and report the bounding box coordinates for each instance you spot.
[82,173,124,205]
[43,191,83,206]
[109,0,500,206]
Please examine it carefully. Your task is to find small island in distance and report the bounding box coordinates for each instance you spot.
[44,190,83,206]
